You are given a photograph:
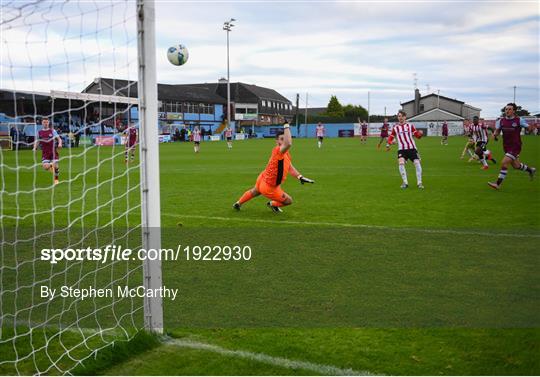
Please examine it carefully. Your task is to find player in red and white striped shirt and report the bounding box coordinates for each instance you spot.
[460,120,477,161]
[386,110,424,189]
[315,122,325,148]
[224,125,233,149]
[193,126,201,153]
[469,116,496,169]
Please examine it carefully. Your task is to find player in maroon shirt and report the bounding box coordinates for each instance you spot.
[123,122,138,163]
[359,119,368,144]
[377,118,390,150]
[441,121,449,145]
[33,118,63,184]
[488,103,536,190]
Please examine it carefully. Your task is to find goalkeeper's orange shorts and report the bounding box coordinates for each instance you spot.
[255,173,287,202]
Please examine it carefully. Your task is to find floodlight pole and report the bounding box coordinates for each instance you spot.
[295,93,300,136]
[367,91,371,127]
[223,19,235,129]
[304,93,308,137]
[137,0,163,333]
[226,30,230,127]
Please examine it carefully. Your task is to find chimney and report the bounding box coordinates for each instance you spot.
[414,88,421,115]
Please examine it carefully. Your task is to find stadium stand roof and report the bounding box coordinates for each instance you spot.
[188,82,292,104]
[83,78,291,105]
[83,78,227,104]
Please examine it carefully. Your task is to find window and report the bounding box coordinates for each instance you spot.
[247,108,257,114]
[419,104,425,112]
[199,103,213,114]
[184,103,197,114]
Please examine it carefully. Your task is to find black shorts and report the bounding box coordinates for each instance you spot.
[194,141,200,145]
[476,141,487,151]
[226,137,232,141]
[318,136,323,141]
[398,148,420,161]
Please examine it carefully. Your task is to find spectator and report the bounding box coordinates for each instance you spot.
[10,125,21,150]
[71,123,81,147]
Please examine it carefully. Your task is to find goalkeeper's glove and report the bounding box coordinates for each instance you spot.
[298,175,314,184]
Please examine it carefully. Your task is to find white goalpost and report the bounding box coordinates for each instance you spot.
[0,0,162,374]
[136,0,163,333]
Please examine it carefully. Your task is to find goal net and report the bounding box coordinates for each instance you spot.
[0,0,161,374]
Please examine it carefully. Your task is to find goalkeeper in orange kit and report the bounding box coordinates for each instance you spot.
[233,121,314,213]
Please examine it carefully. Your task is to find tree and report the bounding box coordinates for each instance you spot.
[325,95,344,117]
[343,104,368,120]
[500,105,530,116]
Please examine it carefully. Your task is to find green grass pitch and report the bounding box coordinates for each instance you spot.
[1,135,539,375]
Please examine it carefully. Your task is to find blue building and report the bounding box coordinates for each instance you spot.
[83,78,227,134]
[83,78,295,135]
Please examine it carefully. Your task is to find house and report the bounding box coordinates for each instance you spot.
[401,89,481,121]
[189,79,294,126]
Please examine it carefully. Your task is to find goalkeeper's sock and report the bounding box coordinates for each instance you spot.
[237,190,254,205]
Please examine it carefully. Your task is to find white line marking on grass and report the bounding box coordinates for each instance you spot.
[162,213,540,238]
[166,338,376,376]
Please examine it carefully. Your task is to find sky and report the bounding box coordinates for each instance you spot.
[1,0,539,117]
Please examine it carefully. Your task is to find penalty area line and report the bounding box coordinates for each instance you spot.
[162,213,540,238]
[165,337,376,376]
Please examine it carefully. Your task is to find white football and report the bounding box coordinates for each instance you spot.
[167,44,189,66]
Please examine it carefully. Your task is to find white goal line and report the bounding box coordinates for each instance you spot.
[162,213,540,239]
[165,337,376,376]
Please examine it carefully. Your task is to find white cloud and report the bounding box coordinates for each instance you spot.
[1,1,538,117]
